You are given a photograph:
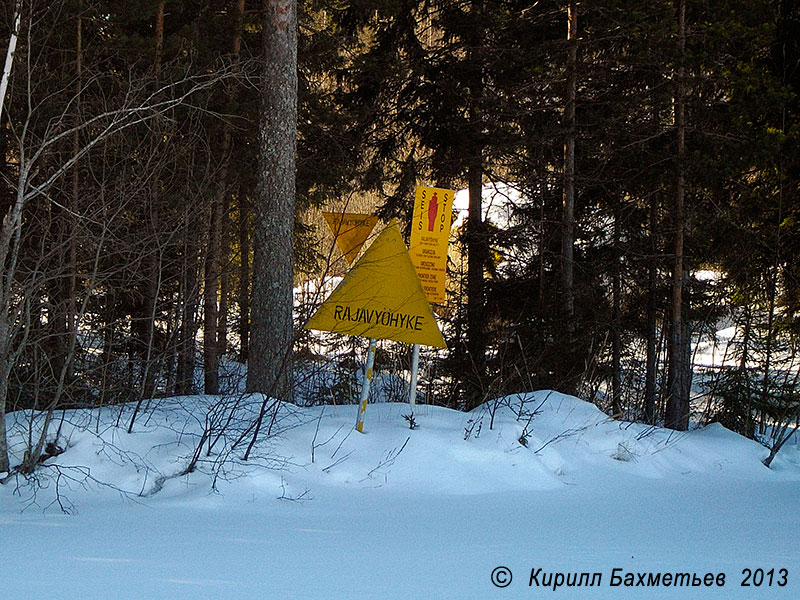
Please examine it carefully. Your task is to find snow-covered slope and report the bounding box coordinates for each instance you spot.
[1,391,798,599]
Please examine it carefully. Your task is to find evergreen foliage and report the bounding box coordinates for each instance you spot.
[0,0,798,474]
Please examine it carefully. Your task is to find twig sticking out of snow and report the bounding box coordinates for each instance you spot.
[362,437,410,482]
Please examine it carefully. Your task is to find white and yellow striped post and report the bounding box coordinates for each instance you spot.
[407,343,420,408]
[355,338,377,433]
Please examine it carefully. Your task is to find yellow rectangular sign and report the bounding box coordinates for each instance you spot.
[409,185,455,303]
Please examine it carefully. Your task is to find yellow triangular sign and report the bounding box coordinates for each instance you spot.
[306,221,447,348]
[323,212,379,265]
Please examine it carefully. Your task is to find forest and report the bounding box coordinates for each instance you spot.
[0,0,798,477]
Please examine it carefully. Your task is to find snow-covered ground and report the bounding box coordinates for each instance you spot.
[2,391,798,599]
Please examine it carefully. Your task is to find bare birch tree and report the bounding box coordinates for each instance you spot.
[0,0,21,127]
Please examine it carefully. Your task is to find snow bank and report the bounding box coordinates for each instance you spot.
[2,390,796,509]
[2,391,798,600]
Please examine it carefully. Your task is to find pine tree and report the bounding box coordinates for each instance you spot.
[246,0,298,402]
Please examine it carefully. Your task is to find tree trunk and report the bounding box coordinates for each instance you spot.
[665,0,688,431]
[611,203,622,417]
[135,2,171,404]
[0,350,10,472]
[246,0,297,401]
[46,5,82,406]
[218,196,230,359]
[176,208,200,395]
[70,4,81,332]
[99,292,116,409]
[463,0,487,410]
[0,168,29,475]
[154,3,164,71]
[239,190,250,362]
[203,189,222,394]
[644,195,659,424]
[465,160,487,408]
[761,152,783,423]
[206,0,245,388]
[561,1,577,338]
[137,3,164,402]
